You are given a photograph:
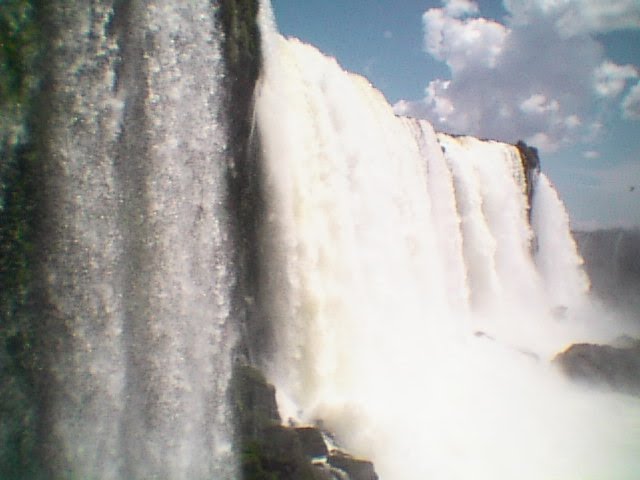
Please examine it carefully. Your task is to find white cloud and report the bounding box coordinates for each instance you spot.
[423,5,508,73]
[520,94,560,114]
[526,132,560,151]
[583,150,600,159]
[443,0,479,18]
[565,115,581,128]
[593,61,638,97]
[504,0,640,36]
[559,0,640,35]
[622,82,640,119]
[383,30,393,39]
[394,0,640,152]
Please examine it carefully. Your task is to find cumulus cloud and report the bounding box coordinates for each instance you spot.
[519,94,560,115]
[394,0,640,152]
[594,61,638,97]
[423,5,507,72]
[505,0,640,36]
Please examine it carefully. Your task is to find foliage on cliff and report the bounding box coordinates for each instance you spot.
[0,0,43,477]
[218,0,262,156]
[220,0,261,82]
[218,0,271,367]
[231,365,330,480]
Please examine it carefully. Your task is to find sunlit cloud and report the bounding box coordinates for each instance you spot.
[593,61,638,98]
[394,0,640,152]
[504,0,640,37]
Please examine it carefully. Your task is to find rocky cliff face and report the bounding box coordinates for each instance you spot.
[574,228,640,317]
[554,340,640,396]
[218,0,272,368]
[0,2,42,476]
[231,365,379,480]
[515,140,540,222]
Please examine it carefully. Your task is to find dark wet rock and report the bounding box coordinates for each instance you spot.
[231,364,281,442]
[554,340,640,396]
[516,140,540,173]
[516,140,540,222]
[232,365,323,479]
[312,463,342,480]
[313,462,351,480]
[328,451,379,480]
[231,364,380,479]
[296,427,329,458]
[244,425,323,480]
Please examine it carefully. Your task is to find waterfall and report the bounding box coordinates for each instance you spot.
[254,2,640,478]
[36,2,237,478]
[3,1,639,478]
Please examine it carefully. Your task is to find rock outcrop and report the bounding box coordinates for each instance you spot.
[327,451,378,480]
[516,140,541,221]
[554,340,640,396]
[296,427,329,458]
[231,364,379,480]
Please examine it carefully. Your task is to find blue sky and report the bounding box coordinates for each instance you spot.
[270,0,640,229]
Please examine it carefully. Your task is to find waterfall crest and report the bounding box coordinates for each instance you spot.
[254,2,640,478]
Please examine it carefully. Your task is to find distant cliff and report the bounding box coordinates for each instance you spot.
[574,228,640,316]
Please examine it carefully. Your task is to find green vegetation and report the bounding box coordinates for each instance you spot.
[219,0,261,80]
[0,0,38,114]
[241,442,280,480]
[231,365,329,480]
[0,1,43,477]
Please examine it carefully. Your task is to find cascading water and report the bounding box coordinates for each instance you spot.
[37,2,237,478]
[254,1,640,478]
[5,1,638,478]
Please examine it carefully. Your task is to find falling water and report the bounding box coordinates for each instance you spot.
[254,1,640,478]
[23,1,640,478]
[38,2,237,478]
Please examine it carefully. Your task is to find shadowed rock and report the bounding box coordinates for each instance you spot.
[231,364,380,479]
[296,427,329,458]
[554,340,640,396]
[232,364,281,442]
[328,451,379,480]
